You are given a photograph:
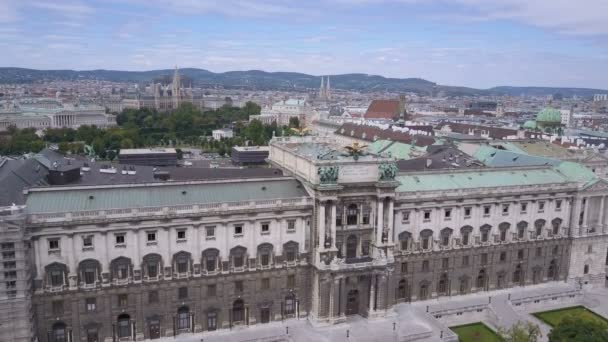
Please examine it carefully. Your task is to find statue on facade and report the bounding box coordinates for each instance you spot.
[84,144,96,158]
[378,163,398,181]
[318,165,339,184]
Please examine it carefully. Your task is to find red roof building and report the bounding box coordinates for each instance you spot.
[364,99,403,120]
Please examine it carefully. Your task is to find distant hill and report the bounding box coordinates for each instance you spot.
[0,67,605,97]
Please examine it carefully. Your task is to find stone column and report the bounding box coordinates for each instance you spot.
[376,199,384,245]
[375,275,387,310]
[573,198,582,235]
[387,199,394,244]
[133,229,140,277]
[369,275,377,314]
[330,202,337,249]
[328,279,335,319]
[67,234,77,289]
[599,196,606,232]
[582,197,589,231]
[318,201,326,250]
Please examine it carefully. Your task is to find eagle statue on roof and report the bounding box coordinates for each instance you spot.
[343,142,368,161]
[290,126,311,136]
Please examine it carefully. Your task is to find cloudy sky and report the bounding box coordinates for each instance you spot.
[1,0,607,89]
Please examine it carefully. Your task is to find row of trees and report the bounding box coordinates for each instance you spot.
[495,316,607,342]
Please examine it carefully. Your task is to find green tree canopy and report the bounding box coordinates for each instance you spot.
[548,316,608,342]
[499,321,541,342]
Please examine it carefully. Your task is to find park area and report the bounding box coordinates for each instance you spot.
[532,305,608,327]
[450,322,503,342]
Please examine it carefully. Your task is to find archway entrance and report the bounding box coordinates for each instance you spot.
[346,235,357,259]
[233,299,245,324]
[346,289,359,315]
[117,313,131,339]
[148,317,160,339]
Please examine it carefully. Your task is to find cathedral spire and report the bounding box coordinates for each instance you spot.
[326,76,330,100]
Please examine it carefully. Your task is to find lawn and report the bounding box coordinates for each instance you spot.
[532,306,608,327]
[450,322,503,342]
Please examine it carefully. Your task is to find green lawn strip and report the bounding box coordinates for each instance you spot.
[450,322,504,342]
[532,306,608,327]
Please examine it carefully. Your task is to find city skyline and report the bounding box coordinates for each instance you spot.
[0,0,607,89]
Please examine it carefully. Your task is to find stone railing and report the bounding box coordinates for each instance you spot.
[28,197,313,224]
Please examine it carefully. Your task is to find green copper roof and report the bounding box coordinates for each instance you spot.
[368,140,424,160]
[26,179,309,213]
[536,107,562,123]
[523,120,537,129]
[396,161,596,193]
[471,145,560,168]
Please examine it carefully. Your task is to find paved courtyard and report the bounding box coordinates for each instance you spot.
[156,282,608,342]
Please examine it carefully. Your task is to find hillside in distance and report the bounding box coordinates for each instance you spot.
[0,67,605,97]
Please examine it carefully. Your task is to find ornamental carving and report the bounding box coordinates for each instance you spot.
[378,163,398,181]
[318,165,339,184]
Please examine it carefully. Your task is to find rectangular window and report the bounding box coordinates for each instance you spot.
[2,252,15,259]
[287,274,296,288]
[115,234,125,245]
[86,297,96,312]
[500,252,506,262]
[235,280,243,293]
[83,235,93,247]
[261,277,270,290]
[147,232,156,242]
[4,271,16,279]
[177,229,186,240]
[521,203,527,213]
[287,220,296,231]
[362,208,370,224]
[555,200,562,210]
[261,223,270,234]
[206,226,215,238]
[538,201,545,212]
[234,225,243,236]
[233,255,244,268]
[48,238,60,250]
[178,287,188,299]
[462,255,469,266]
[177,260,188,274]
[362,241,370,256]
[261,254,270,266]
[464,207,472,218]
[553,246,559,255]
[84,268,96,284]
[147,263,158,278]
[423,210,431,221]
[402,211,410,223]
[5,280,16,289]
[442,258,449,269]
[444,209,452,219]
[207,284,216,297]
[536,247,542,257]
[481,253,488,265]
[52,300,64,315]
[422,260,430,272]
[502,204,509,214]
[3,261,16,269]
[207,312,218,331]
[483,206,491,215]
[1,243,14,250]
[518,249,524,260]
[401,262,408,273]
[118,294,128,307]
[51,270,63,286]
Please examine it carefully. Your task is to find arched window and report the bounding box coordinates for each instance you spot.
[476,269,486,289]
[45,263,68,288]
[584,264,589,274]
[498,222,510,242]
[78,259,100,286]
[233,299,245,323]
[283,241,299,263]
[532,267,541,284]
[534,219,546,238]
[517,221,528,239]
[440,228,453,247]
[177,306,190,331]
[459,276,469,294]
[117,314,131,339]
[201,249,219,273]
[285,294,296,315]
[346,204,358,225]
[143,254,162,279]
[397,279,408,300]
[420,229,433,250]
[551,218,562,235]
[480,225,491,243]
[460,226,473,246]
[230,246,247,269]
[398,231,412,251]
[437,274,448,295]
[257,243,274,267]
[419,282,429,300]
[496,271,506,289]
[52,322,67,342]
[173,251,191,275]
[548,260,557,280]
[110,257,132,281]
[513,264,523,284]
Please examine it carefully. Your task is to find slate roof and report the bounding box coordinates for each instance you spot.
[436,121,529,140]
[26,178,309,214]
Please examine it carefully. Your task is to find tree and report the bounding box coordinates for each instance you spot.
[288,116,300,129]
[548,317,608,342]
[498,321,541,342]
[243,101,261,117]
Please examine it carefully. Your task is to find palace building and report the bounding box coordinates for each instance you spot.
[1,136,608,342]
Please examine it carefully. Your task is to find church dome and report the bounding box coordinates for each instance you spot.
[522,120,537,129]
[536,107,561,123]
